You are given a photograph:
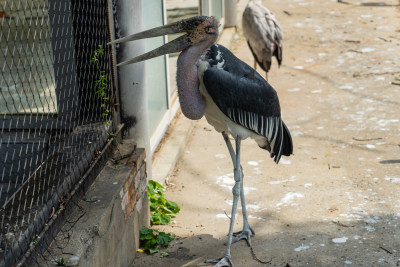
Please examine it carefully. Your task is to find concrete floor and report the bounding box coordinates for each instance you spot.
[133,0,400,266]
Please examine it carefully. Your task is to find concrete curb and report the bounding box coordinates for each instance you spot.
[151,112,196,185]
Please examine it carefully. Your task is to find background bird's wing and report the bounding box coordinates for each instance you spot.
[266,11,283,65]
[242,3,283,70]
[242,5,275,72]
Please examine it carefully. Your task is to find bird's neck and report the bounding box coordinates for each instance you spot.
[176,42,211,120]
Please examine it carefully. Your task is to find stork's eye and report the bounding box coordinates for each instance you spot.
[205,26,216,34]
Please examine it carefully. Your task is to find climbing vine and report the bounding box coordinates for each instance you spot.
[91,45,117,143]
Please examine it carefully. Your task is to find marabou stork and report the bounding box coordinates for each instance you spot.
[242,0,283,80]
[109,16,293,267]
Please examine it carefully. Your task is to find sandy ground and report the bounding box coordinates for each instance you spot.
[133,0,400,266]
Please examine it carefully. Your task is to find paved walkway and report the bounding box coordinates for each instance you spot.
[134,0,400,266]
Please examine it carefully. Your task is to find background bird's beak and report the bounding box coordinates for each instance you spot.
[108,21,193,67]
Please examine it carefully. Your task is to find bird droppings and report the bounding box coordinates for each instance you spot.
[294,65,304,69]
[311,89,322,93]
[364,226,375,232]
[339,84,353,90]
[384,177,400,183]
[360,14,372,18]
[294,244,310,252]
[247,161,258,166]
[216,173,234,189]
[344,260,352,265]
[247,214,264,220]
[360,47,375,53]
[276,192,304,207]
[269,180,284,185]
[291,130,303,136]
[269,176,296,185]
[279,158,291,165]
[376,119,399,127]
[215,153,227,159]
[304,183,313,187]
[216,214,229,219]
[288,88,300,92]
[364,217,378,224]
[245,204,261,212]
[332,237,348,244]
[365,144,375,149]
[243,187,257,194]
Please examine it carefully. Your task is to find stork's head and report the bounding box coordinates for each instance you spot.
[108,16,219,67]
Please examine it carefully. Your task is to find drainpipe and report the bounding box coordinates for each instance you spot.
[114,0,152,178]
[224,0,237,27]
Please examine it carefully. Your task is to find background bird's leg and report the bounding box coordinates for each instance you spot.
[206,134,241,267]
[265,72,268,81]
[222,134,255,246]
[253,60,257,70]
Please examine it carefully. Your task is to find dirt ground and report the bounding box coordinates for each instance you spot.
[133,0,400,266]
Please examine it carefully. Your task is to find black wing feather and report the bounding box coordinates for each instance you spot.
[203,45,292,162]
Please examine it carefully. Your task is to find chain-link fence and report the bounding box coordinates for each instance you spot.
[0,0,119,265]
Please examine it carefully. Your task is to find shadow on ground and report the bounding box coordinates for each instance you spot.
[132,213,400,266]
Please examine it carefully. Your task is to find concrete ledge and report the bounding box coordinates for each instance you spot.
[39,142,149,267]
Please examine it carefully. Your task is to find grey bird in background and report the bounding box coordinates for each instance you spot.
[242,0,283,80]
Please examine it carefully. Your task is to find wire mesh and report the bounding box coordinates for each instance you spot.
[0,0,117,265]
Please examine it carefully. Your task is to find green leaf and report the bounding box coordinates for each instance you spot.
[140,227,151,235]
[159,214,171,225]
[151,217,160,225]
[147,180,180,225]
[157,233,171,245]
[148,182,155,196]
[166,201,180,213]
[149,248,159,254]
[160,252,169,258]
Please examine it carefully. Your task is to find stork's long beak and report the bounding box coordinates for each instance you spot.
[108,21,192,67]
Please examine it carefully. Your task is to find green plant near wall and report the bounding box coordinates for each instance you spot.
[148,180,180,225]
[139,181,180,256]
[139,227,175,254]
[91,45,117,143]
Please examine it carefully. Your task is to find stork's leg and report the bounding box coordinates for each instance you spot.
[232,173,255,246]
[221,133,255,247]
[205,135,242,267]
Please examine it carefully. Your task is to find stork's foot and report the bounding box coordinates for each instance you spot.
[232,227,255,246]
[205,256,233,267]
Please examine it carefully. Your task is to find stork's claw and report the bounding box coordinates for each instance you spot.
[233,227,255,246]
[205,256,234,267]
